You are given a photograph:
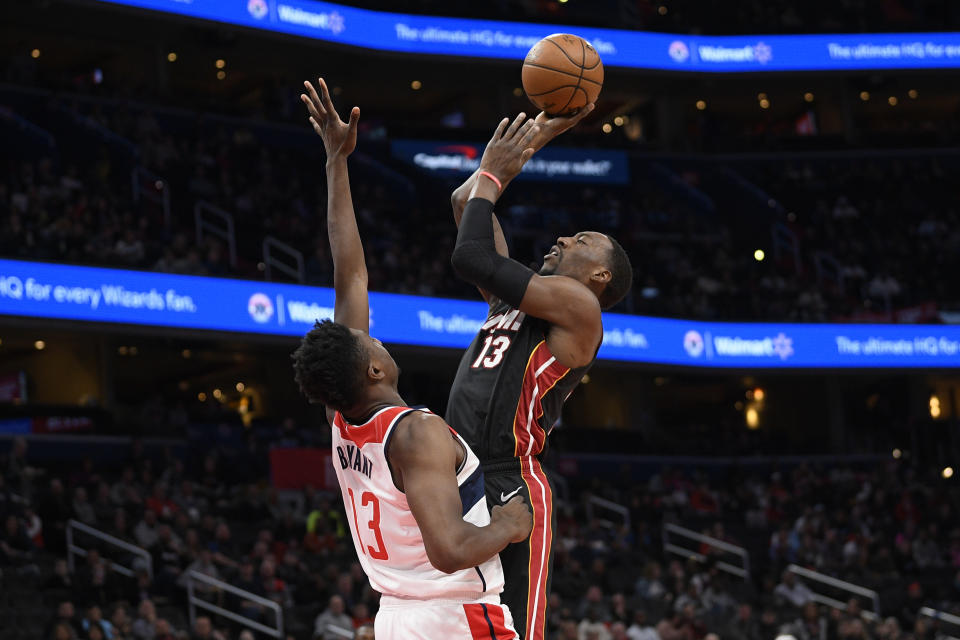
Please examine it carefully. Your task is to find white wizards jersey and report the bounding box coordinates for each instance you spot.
[331,405,505,601]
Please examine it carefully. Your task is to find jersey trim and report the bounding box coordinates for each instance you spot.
[464,603,514,640]
[510,341,571,457]
[336,406,412,449]
[520,456,553,640]
[458,465,486,517]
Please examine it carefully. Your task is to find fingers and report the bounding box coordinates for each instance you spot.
[308,116,322,136]
[317,77,337,116]
[347,106,360,129]
[518,120,539,148]
[506,495,526,505]
[302,81,326,118]
[571,102,596,124]
[491,117,510,142]
[503,112,527,140]
[301,94,324,125]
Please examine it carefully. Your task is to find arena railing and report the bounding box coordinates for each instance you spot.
[785,564,880,620]
[66,519,153,579]
[586,495,630,531]
[919,607,960,638]
[186,569,284,639]
[194,201,238,268]
[263,236,305,283]
[662,523,750,580]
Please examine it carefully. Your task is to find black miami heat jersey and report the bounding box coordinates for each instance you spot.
[446,299,594,462]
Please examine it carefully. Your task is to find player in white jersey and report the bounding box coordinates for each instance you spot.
[292,78,532,639]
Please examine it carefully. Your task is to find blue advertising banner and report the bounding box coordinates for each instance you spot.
[1,259,959,368]
[391,140,629,185]
[92,0,960,73]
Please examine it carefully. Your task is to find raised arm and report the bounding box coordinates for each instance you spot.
[450,106,596,304]
[301,78,367,332]
[388,412,532,573]
[450,114,602,368]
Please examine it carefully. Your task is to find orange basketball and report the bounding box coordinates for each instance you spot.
[522,33,604,117]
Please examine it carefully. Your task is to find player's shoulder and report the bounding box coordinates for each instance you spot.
[388,411,452,458]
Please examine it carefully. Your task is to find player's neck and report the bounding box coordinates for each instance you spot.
[343,391,406,424]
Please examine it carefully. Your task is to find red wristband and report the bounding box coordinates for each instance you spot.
[479,170,503,192]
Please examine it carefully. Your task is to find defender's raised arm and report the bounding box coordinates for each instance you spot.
[301,78,367,333]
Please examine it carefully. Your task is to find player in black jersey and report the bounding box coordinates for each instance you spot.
[446,111,633,640]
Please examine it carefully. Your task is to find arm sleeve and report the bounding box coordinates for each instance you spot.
[450,198,534,308]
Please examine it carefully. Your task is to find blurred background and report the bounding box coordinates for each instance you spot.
[1,1,959,639]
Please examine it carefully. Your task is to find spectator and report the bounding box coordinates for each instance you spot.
[48,601,82,639]
[154,619,175,640]
[72,487,96,525]
[38,478,72,552]
[354,625,374,640]
[726,603,761,640]
[351,602,374,629]
[912,529,942,568]
[0,513,35,566]
[134,510,160,549]
[579,620,612,640]
[74,549,113,606]
[110,604,133,640]
[190,616,224,640]
[146,483,179,521]
[131,599,158,640]
[178,548,219,594]
[627,610,659,640]
[81,606,114,640]
[774,571,814,609]
[658,609,695,640]
[50,622,79,640]
[44,558,74,591]
[314,595,353,640]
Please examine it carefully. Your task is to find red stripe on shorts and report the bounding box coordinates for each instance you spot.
[464,603,494,639]
[520,456,553,640]
[486,604,518,639]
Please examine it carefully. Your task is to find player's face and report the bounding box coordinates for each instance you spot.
[351,329,401,388]
[540,231,612,282]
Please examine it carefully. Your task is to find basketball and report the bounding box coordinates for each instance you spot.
[522,33,604,116]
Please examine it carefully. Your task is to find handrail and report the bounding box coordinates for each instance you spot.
[919,607,960,630]
[807,594,879,623]
[194,201,238,268]
[586,495,630,529]
[186,570,283,639]
[662,523,750,580]
[785,564,880,616]
[263,235,305,283]
[66,519,153,579]
[131,167,172,228]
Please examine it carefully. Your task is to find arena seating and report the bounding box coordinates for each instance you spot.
[2,85,957,323]
[2,429,958,639]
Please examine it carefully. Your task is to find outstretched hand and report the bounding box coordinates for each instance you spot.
[301,78,359,161]
[530,102,595,152]
[478,113,540,184]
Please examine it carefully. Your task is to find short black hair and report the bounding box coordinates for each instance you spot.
[598,235,633,310]
[291,320,368,410]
